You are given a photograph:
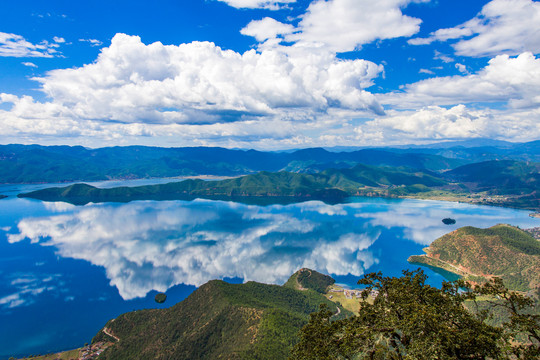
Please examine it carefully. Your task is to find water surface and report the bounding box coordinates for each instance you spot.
[0,184,538,358]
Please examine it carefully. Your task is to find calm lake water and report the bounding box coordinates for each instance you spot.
[1,181,539,358]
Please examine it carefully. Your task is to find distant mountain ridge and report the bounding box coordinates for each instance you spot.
[326,139,540,163]
[0,144,469,184]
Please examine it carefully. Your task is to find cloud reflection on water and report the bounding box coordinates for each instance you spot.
[8,198,539,300]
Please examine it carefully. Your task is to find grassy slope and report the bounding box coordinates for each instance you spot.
[17,349,79,360]
[409,224,540,292]
[283,268,336,293]
[93,276,350,360]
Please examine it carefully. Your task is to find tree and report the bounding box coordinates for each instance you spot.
[468,277,540,359]
[290,269,538,360]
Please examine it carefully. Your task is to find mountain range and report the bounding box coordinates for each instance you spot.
[3,141,538,184]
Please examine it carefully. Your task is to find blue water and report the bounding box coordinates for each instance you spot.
[0,184,538,359]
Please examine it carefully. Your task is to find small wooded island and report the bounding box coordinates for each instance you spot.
[442,217,456,225]
[154,293,167,304]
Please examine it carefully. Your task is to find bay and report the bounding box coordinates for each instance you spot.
[0,181,539,359]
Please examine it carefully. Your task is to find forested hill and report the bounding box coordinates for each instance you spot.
[18,164,448,205]
[408,224,540,292]
[445,160,540,194]
[92,270,348,360]
[0,144,466,183]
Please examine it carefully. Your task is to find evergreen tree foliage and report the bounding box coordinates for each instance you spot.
[290,270,539,360]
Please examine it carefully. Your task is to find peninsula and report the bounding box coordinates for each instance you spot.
[408,224,540,292]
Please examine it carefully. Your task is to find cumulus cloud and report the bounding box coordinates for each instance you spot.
[0,32,60,58]
[354,105,540,143]
[38,34,382,122]
[282,0,426,52]
[409,0,540,57]
[0,31,391,147]
[382,52,540,109]
[241,17,295,42]
[216,0,297,9]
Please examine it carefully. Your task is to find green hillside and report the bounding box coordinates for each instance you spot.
[283,268,335,293]
[92,272,349,360]
[18,165,448,205]
[445,160,540,195]
[408,224,540,292]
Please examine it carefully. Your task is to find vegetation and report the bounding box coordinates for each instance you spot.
[15,348,79,360]
[284,269,335,294]
[92,272,350,359]
[445,160,540,196]
[154,293,167,304]
[408,224,540,292]
[15,155,540,210]
[0,144,464,184]
[442,217,456,225]
[18,165,449,205]
[290,270,539,359]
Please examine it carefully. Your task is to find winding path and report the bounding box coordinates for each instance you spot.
[103,327,120,342]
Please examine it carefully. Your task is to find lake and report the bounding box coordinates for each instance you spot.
[1,181,539,359]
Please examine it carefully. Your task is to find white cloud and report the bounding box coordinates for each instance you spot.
[241,17,295,42]
[0,273,60,309]
[8,200,383,299]
[0,32,59,58]
[79,38,103,47]
[419,68,434,75]
[382,52,540,109]
[409,0,540,57]
[216,0,297,9]
[22,62,38,68]
[9,198,536,300]
[0,32,389,147]
[455,63,468,74]
[284,0,427,52]
[53,36,65,43]
[27,34,383,124]
[354,105,540,143]
[434,50,453,63]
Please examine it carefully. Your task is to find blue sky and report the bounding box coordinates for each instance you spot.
[0,0,539,149]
